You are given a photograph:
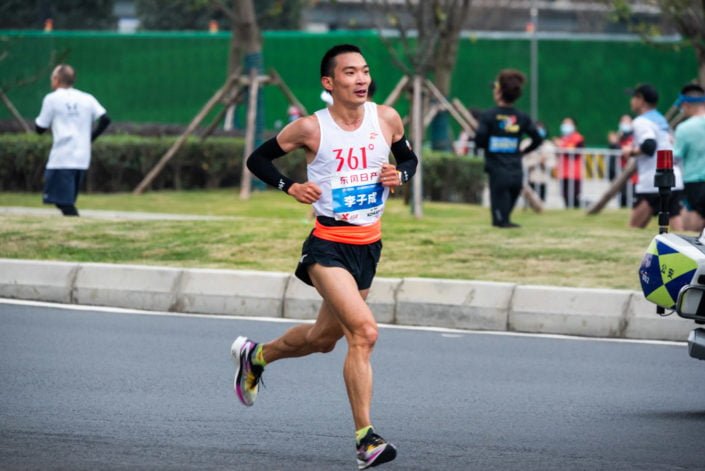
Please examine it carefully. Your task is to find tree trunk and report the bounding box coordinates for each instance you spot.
[233,0,264,198]
[234,0,262,55]
[696,45,705,86]
[429,0,472,151]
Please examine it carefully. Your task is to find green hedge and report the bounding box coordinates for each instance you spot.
[0,133,485,202]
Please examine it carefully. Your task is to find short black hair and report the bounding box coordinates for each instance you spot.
[320,44,362,78]
[632,84,659,105]
[681,83,705,96]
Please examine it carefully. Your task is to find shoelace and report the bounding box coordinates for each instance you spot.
[359,432,385,450]
[248,364,265,389]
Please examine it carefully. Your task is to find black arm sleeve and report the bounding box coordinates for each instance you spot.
[246,137,294,192]
[640,138,657,156]
[35,124,48,135]
[91,114,111,142]
[521,122,544,156]
[473,115,490,150]
[391,134,418,184]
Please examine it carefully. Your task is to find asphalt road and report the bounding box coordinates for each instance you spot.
[1,300,705,471]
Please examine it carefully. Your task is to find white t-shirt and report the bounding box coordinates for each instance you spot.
[632,110,683,194]
[35,87,106,170]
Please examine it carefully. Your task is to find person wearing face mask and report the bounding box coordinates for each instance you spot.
[607,114,636,207]
[555,117,585,208]
[522,120,556,202]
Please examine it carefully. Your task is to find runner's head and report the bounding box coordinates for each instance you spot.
[320,44,370,104]
[629,83,658,113]
[51,64,75,89]
[678,83,705,117]
[493,69,525,105]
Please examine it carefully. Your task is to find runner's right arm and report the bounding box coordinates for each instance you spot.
[246,117,322,203]
[246,137,294,193]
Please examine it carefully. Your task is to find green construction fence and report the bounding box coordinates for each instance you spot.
[0,30,697,145]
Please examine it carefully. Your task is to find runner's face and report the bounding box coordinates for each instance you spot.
[324,52,370,105]
[630,95,642,113]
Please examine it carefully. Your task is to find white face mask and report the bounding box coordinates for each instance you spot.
[560,123,575,136]
[619,123,632,133]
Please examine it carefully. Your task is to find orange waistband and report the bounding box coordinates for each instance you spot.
[312,219,381,245]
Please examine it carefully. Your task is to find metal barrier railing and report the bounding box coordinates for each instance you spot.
[453,141,634,210]
[547,147,632,209]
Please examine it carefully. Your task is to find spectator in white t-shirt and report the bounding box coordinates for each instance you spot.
[35,64,110,216]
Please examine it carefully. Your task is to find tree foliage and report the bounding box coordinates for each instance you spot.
[0,0,116,30]
[135,0,303,31]
[609,0,705,84]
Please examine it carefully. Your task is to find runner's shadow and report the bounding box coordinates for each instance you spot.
[633,410,705,421]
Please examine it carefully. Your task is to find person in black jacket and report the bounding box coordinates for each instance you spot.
[474,69,543,228]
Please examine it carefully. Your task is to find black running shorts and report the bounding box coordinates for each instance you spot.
[295,231,382,290]
[684,182,705,218]
[634,191,683,217]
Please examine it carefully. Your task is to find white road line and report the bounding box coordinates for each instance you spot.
[0,297,687,347]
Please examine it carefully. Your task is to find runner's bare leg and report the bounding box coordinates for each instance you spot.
[262,300,344,362]
[308,264,376,430]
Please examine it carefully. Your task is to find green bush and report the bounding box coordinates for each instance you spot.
[423,152,485,204]
[0,133,485,202]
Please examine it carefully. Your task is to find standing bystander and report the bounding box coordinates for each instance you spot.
[673,83,705,232]
[522,120,555,202]
[231,44,417,470]
[607,114,636,207]
[474,69,543,227]
[35,64,110,216]
[555,117,584,208]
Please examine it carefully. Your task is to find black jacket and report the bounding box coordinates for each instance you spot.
[474,106,543,176]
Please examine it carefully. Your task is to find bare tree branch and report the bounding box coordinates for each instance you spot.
[365,0,413,75]
[211,0,235,22]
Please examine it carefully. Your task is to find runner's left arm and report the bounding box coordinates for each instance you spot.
[91,114,111,142]
[390,135,418,184]
[379,105,418,186]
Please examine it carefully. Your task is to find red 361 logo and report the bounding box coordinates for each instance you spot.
[333,147,368,171]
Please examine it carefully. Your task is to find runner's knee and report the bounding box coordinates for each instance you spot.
[350,323,378,350]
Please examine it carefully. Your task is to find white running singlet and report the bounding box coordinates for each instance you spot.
[310,102,391,225]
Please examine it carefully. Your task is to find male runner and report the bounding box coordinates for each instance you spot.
[673,83,705,232]
[231,44,417,469]
[35,64,110,216]
[624,84,684,229]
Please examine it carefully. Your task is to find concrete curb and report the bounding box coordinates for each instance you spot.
[0,258,696,342]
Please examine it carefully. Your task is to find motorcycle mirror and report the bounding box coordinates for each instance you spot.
[676,285,705,319]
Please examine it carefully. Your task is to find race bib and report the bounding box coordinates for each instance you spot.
[331,168,386,223]
[489,136,519,153]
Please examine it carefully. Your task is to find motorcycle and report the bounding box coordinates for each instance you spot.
[638,150,705,360]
